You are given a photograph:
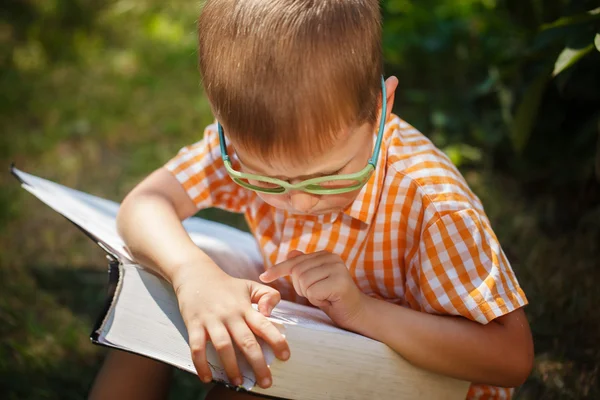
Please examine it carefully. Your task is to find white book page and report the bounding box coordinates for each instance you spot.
[15,169,133,262]
[182,218,264,282]
[14,168,265,281]
[100,264,275,389]
[267,301,362,337]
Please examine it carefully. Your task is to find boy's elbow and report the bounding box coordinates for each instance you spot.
[116,192,134,235]
[499,335,534,387]
[493,308,534,387]
[485,351,532,387]
[504,351,534,387]
[117,190,150,238]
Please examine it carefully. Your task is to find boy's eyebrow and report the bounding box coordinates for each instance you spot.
[238,155,353,180]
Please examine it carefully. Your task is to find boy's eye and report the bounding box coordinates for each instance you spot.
[323,168,343,177]
[245,178,281,189]
[317,178,360,189]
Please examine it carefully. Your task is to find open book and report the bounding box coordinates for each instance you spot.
[12,166,470,400]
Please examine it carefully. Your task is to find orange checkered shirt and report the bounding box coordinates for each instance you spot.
[165,114,528,400]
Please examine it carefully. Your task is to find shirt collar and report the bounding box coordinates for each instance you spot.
[341,128,388,225]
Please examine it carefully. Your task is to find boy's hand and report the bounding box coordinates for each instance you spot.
[259,250,368,330]
[172,260,290,389]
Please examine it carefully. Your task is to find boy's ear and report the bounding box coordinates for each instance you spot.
[383,76,398,122]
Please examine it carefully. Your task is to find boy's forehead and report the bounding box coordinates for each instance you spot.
[231,124,369,178]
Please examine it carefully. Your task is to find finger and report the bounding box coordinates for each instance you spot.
[248,281,281,316]
[284,261,303,297]
[306,277,336,306]
[260,250,330,282]
[287,260,321,298]
[245,310,290,361]
[228,319,273,389]
[206,322,242,386]
[289,257,334,297]
[288,258,331,297]
[188,326,212,383]
[286,250,304,259]
[297,265,332,299]
[259,258,300,283]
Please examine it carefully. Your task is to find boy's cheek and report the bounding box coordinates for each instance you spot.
[257,192,357,215]
[256,193,289,210]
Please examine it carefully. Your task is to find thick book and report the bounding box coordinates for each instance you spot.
[12,166,470,400]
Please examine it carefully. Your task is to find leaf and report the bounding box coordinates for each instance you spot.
[443,144,482,167]
[552,45,594,77]
[595,34,600,52]
[540,7,600,31]
[510,70,550,153]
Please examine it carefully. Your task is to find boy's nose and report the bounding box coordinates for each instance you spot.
[289,190,319,213]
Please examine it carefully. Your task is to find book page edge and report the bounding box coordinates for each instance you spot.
[90,260,124,343]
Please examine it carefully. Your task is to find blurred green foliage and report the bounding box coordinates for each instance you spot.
[1,0,599,399]
[383,0,600,190]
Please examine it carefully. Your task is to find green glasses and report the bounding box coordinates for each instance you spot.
[218,76,386,195]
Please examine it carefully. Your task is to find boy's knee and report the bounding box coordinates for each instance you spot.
[89,350,173,400]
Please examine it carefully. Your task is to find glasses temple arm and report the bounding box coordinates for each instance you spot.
[217,122,230,162]
[368,75,387,166]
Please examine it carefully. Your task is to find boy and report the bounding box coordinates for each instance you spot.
[89,1,533,399]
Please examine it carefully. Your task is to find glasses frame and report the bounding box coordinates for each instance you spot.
[218,76,387,195]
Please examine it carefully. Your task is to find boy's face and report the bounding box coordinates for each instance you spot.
[233,121,377,215]
[227,76,397,216]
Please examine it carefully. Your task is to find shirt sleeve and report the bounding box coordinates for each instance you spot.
[409,209,528,324]
[164,124,249,213]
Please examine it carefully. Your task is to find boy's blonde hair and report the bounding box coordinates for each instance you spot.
[198,0,383,165]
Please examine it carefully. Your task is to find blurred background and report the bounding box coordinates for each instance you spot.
[1,0,599,398]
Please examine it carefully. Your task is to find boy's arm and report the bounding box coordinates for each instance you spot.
[353,208,533,388]
[117,167,215,281]
[117,167,289,388]
[350,298,534,387]
[260,249,533,387]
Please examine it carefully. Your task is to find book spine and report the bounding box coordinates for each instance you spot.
[90,257,121,343]
[10,163,23,183]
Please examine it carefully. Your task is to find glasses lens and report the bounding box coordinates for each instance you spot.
[235,177,286,193]
[310,178,362,191]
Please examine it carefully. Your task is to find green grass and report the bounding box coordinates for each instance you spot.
[1,3,229,399]
[1,1,599,399]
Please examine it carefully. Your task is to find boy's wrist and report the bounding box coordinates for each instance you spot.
[168,251,225,287]
[346,294,390,341]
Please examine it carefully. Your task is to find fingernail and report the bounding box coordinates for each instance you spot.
[202,375,212,383]
[261,377,271,387]
[281,350,290,360]
[233,377,242,386]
